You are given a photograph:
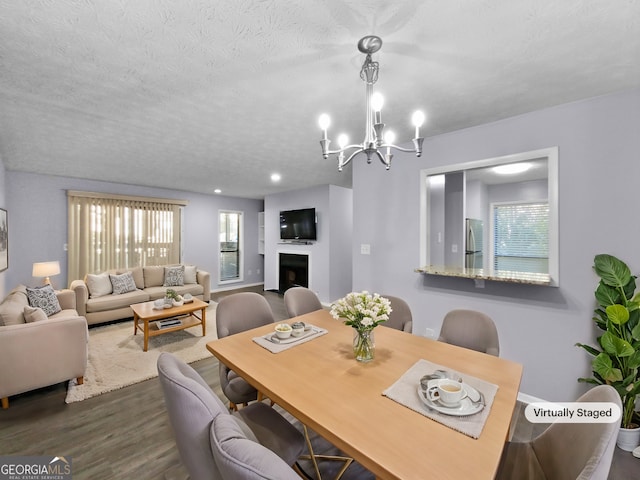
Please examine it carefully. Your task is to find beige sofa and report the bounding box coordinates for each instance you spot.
[0,286,88,409]
[70,264,211,326]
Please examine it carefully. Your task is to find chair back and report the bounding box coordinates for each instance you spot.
[216,292,275,338]
[382,295,413,332]
[284,287,322,318]
[438,309,500,356]
[533,385,621,480]
[157,352,225,480]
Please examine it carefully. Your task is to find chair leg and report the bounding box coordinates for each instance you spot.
[299,424,353,480]
[76,376,84,385]
[1,397,8,409]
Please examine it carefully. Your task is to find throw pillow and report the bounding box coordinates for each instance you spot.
[163,265,185,287]
[86,272,113,298]
[109,271,137,295]
[184,265,197,284]
[26,285,61,316]
[24,305,48,323]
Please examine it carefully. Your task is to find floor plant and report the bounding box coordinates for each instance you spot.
[576,254,640,429]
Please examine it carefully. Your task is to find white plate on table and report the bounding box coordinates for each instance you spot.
[417,381,484,416]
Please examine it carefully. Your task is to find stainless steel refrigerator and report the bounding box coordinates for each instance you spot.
[465,218,483,269]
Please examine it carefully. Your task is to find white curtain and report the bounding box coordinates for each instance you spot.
[67,191,185,282]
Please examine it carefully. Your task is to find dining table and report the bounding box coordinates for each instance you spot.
[206,309,523,480]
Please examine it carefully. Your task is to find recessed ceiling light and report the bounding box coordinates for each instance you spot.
[493,163,531,175]
[271,173,281,182]
[214,188,222,194]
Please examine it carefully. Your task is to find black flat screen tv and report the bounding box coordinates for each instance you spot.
[280,208,317,241]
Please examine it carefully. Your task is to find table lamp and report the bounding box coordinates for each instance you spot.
[32,261,61,286]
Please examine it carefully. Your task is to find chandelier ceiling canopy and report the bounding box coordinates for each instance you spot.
[318,35,425,171]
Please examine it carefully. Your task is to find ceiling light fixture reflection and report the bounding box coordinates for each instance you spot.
[318,36,426,171]
[271,173,281,182]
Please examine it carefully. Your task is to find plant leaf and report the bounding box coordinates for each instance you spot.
[594,254,631,288]
[593,353,623,382]
[606,304,630,325]
[600,331,635,357]
[628,350,640,370]
[577,377,602,386]
[576,342,601,357]
[595,282,622,307]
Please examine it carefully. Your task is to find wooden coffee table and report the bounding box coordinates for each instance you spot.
[131,298,207,351]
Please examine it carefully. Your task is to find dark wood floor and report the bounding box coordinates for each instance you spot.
[0,286,636,479]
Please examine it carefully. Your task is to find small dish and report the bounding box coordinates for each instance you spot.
[274,323,293,339]
[291,322,305,337]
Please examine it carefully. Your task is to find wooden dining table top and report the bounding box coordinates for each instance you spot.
[206,309,523,480]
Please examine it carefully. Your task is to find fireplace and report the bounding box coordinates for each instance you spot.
[279,253,309,293]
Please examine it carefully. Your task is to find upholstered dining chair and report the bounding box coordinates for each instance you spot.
[215,292,275,410]
[381,295,413,332]
[157,352,304,480]
[438,309,500,356]
[284,286,323,318]
[496,385,621,480]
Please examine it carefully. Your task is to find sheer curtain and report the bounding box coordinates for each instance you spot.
[67,191,185,282]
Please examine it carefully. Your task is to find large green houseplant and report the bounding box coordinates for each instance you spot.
[576,254,640,429]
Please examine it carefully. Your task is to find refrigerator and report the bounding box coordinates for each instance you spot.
[465,218,483,269]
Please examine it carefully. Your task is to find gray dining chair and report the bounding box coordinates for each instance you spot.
[284,286,323,318]
[496,385,621,480]
[381,295,413,333]
[215,292,275,410]
[438,309,500,356]
[156,352,305,480]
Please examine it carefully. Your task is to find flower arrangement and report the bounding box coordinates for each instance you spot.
[165,289,181,300]
[330,290,392,330]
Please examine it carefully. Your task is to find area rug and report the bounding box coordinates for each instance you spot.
[65,302,218,403]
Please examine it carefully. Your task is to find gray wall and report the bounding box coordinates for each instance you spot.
[264,184,352,304]
[5,171,264,293]
[352,88,640,402]
[0,159,6,296]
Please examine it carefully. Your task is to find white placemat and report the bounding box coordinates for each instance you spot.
[382,358,498,439]
[252,325,328,353]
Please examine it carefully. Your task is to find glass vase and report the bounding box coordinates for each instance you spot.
[353,328,375,362]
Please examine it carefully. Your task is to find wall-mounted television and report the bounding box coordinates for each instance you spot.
[280,208,317,241]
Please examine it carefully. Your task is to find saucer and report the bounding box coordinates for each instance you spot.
[417,384,484,416]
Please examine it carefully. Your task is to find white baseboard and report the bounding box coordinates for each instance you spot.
[210,282,265,294]
[517,392,546,404]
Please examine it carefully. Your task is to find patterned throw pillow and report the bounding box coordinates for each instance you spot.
[24,305,48,323]
[163,265,185,287]
[26,285,61,316]
[109,271,137,295]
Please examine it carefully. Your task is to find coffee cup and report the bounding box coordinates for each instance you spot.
[428,379,467,406]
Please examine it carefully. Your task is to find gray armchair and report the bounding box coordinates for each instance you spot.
[215,292,275,410]
[496,385,621,480]
[284,286,322,318]
[157,352,304,480]
[438,309,500,356]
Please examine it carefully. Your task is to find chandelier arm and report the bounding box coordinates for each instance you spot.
[341,148,365,169]
[375,149,390,168]
[323,144,365,155]
[380,141,424,153]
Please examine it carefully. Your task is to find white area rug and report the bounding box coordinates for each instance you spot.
[65,302,218,403]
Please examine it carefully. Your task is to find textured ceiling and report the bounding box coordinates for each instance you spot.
[0,1,639,199]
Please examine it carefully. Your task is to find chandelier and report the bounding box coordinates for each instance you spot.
[318,35,425,171]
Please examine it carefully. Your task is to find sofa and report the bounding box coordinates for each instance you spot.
[0,285,88,409]
[70,264,211,326]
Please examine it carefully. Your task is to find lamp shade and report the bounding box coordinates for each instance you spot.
[32,261,61,279]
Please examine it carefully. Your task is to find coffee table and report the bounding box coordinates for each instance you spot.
[131,298,207,351]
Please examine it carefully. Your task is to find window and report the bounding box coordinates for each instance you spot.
[219,211,243,283]
[67,191,185,281]
[492,202,549,274]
